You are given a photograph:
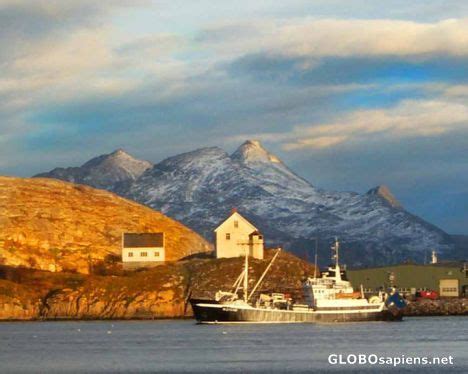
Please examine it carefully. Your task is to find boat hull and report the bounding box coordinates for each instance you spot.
[190,301,403,324]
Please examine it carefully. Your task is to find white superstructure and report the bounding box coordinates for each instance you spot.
[303,239,384,310]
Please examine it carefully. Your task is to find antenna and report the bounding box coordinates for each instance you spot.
[331,237,342,281]
[332,237,339,267]
[243,245,248,302]
[313,237,318,279]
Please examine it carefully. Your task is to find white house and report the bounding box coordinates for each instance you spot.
[214,210,264,259]
[122,233,165,268]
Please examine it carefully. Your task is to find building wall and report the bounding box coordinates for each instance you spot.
[215,212,264,259]
[439,279,459,297]
[347,264,467,297]
[250,235,264,260]
[122,247,165,262]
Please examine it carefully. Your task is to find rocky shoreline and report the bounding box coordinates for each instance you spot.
[0,251,314,321]
[1,253,467,321]
[404,298,467,316]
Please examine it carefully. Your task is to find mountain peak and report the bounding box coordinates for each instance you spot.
[367,185,402,208]
[110,148,129,157]
[83,149,151,168]
[35,149,152,190]
[231,140,282,164]
[244,139,262,148]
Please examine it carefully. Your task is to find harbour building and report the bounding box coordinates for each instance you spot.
[347,262,468,298]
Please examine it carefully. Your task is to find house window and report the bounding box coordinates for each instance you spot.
[234,220,239,228]
[154,251,160,257]
[128,252,134,257]
[141,251,148,257]
[258,235,263,240]
[442,287,457,292]
[226,233,231,240]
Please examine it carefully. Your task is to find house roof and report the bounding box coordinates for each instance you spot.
[249,230,262,237]
[123,233,164,248]
[214,210,258,232]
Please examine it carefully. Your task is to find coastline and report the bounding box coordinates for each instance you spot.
[2,255,466,322]
[1,299,466,322]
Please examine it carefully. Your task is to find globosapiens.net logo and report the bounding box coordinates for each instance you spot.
[328,353,454,367]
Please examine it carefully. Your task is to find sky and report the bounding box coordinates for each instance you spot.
[1,0,467,234]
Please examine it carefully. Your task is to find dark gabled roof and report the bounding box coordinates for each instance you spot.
[249,230,262,237]
[123,233,164,248]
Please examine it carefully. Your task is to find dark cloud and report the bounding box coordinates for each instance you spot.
[0,0,146,60]
[230,54,468,86]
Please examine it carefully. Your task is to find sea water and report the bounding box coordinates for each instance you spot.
[0,316,466,373]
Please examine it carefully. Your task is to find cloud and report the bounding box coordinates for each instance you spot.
[12,29,114,75]
[442,84,468,98]
[0,1,146,59]
[200,18,468,59]
[231,99,468,151]
[283,136,347,150]
[0,0,154,111]
[117,34,185,59]
[271,18,468,58]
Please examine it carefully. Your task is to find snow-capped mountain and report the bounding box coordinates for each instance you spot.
[35,141,455,266]
[35,149,152,190]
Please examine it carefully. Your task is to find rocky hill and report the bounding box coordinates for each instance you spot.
[0,250,315,320]
[0,177,211,273]
[35,141,456,266]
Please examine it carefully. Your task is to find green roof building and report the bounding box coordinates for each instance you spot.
[347,262,468,297]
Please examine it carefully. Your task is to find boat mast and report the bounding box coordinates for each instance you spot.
[231,269,245,295]
[243,245,249,302]
[314,252,318,279]
[237,238,263,302]
[314,238,318,280]
[332,237,342,281]
[248,248,281,301]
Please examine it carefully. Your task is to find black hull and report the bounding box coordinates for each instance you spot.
[190,300,403,324]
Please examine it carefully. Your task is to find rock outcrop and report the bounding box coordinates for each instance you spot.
[0,177,211,273]
[404,298,468,316]
[0,250,315,320]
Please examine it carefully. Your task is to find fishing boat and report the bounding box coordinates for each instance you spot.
[190,239,406,324]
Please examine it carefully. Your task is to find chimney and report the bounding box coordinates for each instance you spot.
[231,207,238,214]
